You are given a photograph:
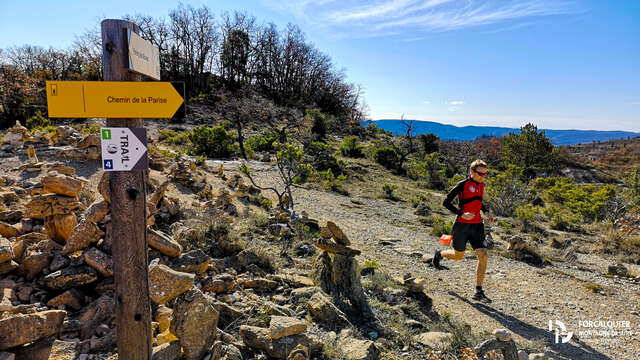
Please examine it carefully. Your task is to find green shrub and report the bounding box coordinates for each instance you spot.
[81,123,101,135]
[516,204,539,224]
[217,120,232,129]
[447,173,466,189]
[26,111,50,130]
[362,259,380,270]
[245,131,278,152]
[382,183,398,199]
[543,177,616,221]
[305,141,343,175]
[340,136,364,158]
[430,215,453,236]
[159,129,189,145]
[365,123,392,137]
[373,146,401,171]
[307,109,328,139]
[188,126,236,158]
[485,165,527,217]
[293,163,314,184]
[544,206,582,232]
[411,193,430,208]
[316,169,347,194]
[406,153,447,189]
[189,92,209,103]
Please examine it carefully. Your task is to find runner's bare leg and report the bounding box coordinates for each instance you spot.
[475,248,488,287]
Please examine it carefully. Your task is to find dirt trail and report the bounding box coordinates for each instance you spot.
[232,160,640,360]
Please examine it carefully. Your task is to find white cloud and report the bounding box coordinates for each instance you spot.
[261,0,578,37]
[448,100,465,105]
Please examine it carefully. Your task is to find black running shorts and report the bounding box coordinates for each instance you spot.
[451,221,487,252]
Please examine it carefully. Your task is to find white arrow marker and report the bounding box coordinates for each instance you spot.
[100,127,148,171]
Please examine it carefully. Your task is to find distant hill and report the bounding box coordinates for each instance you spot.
[362,119,640,146]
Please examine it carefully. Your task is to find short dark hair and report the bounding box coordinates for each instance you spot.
[470,159,487,172]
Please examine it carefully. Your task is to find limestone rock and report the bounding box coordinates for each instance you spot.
[19,239,58,281]
[78,294,114,339]
[0,260,18,275]
[326,221,350,246]
[46,289,84,311]
[202,274,236,294]
[412,332,453,349]
[12,232,48,261]
[84,247,113,277]
[147,228,182,257]
[41,265,98,290]
[98,172,110,203]
[236,277,278,292]
[44,213,78,244]
[40,173,84,197]
[0,222,19,238]
[63,221,104,255]
[25,195,81,219]
[0,288,13,311]
[49,340,79,360]
[0,352,14,360]
[287,344,309,360]
[338,337,379,360]
[494,328,513,342]
[172,249,210,274]
[0,210,23,223]
[152,340,181,360]
[306,292,349,328]
[155,306,173,333]
[210,342,243,360]
[269,316,307,339]
[0,310,66,350]
[0,237,13,263]
[85,199,109,223]
[149,263,195,305]
[240,325,321,359]
[314,238,360,257]
[77,134,100,149]
[171,288,219,360]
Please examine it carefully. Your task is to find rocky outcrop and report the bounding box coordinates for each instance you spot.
[63,221,104,255]
[148,262,195,305]
[171,288,219,360]
[0,310,66,350]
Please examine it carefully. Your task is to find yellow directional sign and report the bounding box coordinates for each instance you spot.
[45,81,184,118]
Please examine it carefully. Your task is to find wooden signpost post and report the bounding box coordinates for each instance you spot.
[45,19,182,359]
[100,19,152,360]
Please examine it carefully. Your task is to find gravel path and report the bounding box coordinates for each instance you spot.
[230,160,640,360]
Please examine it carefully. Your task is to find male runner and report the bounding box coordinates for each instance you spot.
[433,159,495,302]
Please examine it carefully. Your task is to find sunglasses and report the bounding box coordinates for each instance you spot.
[474,170,488,177]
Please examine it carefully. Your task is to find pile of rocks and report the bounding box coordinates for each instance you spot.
[0,121,101,161]
[312,221,377,325]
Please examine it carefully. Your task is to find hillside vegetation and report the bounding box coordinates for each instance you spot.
[0,5,639,360]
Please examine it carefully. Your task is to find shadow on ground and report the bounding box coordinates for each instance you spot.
[448,291,612,360]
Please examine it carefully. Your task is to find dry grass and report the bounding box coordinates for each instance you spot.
[594,223,640,264]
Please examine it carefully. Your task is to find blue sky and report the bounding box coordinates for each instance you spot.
[1,0,638,131]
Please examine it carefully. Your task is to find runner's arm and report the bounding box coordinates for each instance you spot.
[481,203,489,213]
[442,181,465,216]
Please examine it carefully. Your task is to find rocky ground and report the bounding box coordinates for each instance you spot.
[0,120,639,360]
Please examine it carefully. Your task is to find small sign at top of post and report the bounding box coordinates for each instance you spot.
[126,29,160,80]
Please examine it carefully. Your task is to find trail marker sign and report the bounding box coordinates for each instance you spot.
[100,127,148,171]
[45,81,184,118]
[125,29,160,80]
